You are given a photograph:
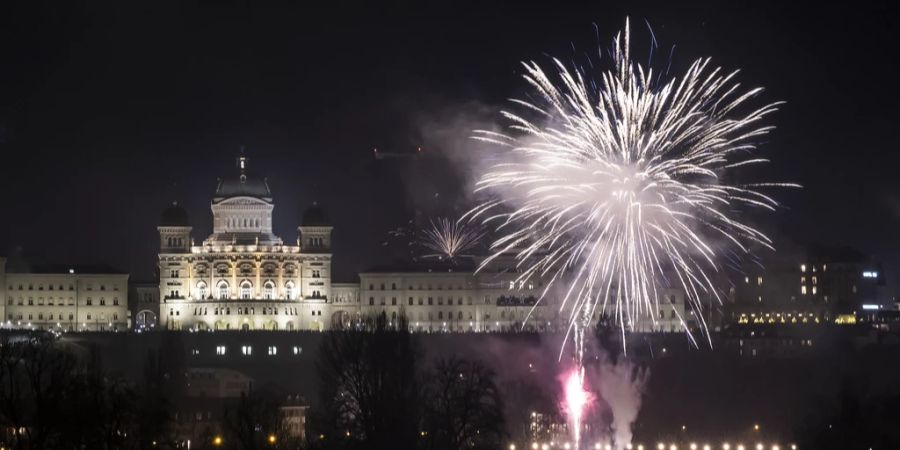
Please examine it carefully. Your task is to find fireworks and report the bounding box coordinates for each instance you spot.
[420,217,486,261]
[469,18,793,352]
[563,367,592,450]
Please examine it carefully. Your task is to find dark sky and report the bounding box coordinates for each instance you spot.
[1,1,898,286]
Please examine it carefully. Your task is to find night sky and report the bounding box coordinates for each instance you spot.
[1,1,898,286]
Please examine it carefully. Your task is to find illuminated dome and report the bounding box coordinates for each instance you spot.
[160,202,189,226]
[214,173,271,202]
[301,203,329,226]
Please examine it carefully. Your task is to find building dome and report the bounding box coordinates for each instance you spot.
[301,203,329,226]
[160,202,190,226]
[213,154,272,202]
[214,174,271,200]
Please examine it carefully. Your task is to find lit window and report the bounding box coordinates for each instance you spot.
[744,276,749,284]
[197,282,208,299]
[812,286,817,295]
[292,346,302,355]
[800,276,806,284]
[812,276,817,285]
[285,282,294,300]
[240,282,252,300]
[801,286,807,295]
[218,282,229,300]
[267,346,277,356]
[800,264,807,272]
[757,276,763,286]
[241,345,252,356]
[216,345,226,356]
[264,282,274,300]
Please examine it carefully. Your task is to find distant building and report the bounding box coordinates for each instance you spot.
[128,279,160,330]
[157,155,333,331]
[280,394,309,441]
[728,246,886,326]
[0,257,129,331]
[151,154,693,334]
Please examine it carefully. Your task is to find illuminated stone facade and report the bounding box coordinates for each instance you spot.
[0,257,129,331]
[158,156,333,331]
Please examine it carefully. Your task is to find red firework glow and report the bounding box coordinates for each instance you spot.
[564,367,592,449]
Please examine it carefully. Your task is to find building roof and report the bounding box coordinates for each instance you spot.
[214,174,271,200]
[362,258,477,274]
[214,154,272,201]
[300,203,330,226]
[8,264,128,275]
[160,202,190,226]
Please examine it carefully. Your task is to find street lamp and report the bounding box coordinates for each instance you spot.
[268,434,277,445]
[213,436,223,447]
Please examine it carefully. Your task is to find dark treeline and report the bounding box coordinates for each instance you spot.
[0,332,302,450]
[308,312,505,450]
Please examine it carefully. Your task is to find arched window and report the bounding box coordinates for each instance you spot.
[255,219,260,227]
[240,282,252,300]
[217,282,229,300]
[263,281,274,300]
[284,282,294,300]
[197,282,208,300]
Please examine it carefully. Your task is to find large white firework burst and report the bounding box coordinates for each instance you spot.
[467,20,795,351]
[420,217,486,261]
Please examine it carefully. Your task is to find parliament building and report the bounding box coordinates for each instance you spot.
[155,156,686,333]
[158,155,334,331]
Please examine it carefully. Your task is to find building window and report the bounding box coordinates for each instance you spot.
[801,285,807,295]
[757,276,763,286]
[285,282,294,300]
[292,346,302,355]
[198,282,208,299]
[216,345,226,356]
[218,282,229,300]
[241,345,252,356]
[264,282,275,300]
[267,346,277,356]
[240,282,252,300]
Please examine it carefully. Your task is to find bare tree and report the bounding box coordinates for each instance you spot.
[421,357,505,450]
[312,321,419,450]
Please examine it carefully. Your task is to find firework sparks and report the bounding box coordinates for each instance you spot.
[420,217,486,261]
[468,19,795,361]
[563,366,592,450]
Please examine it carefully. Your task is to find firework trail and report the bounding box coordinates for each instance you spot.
[466,19,795,447]
[419,217,486,261]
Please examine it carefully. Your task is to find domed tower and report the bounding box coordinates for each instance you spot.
[158,202,192,253]
[203,154,282,246]
[299,202,332,252]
